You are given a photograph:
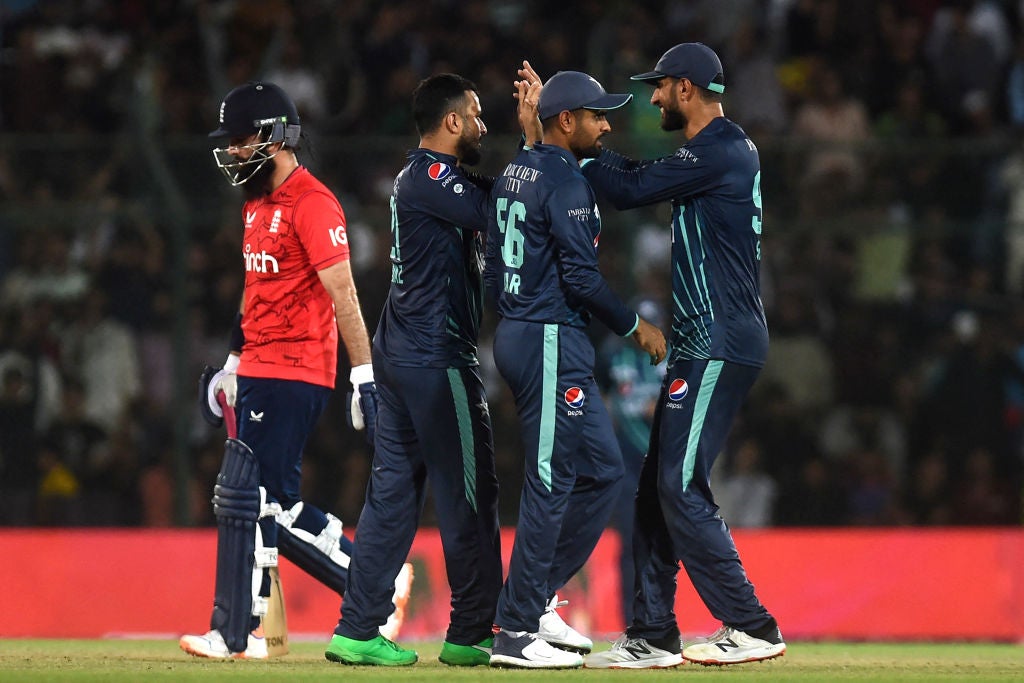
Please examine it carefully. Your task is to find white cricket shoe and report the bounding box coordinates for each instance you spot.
[179,627,267,659]
[490,629,583,668]
[584,633,684,669]
[379,562,414,641]
[682,625,785,665]
[536,594,592,653]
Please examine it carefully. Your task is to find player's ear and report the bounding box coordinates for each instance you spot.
[444,111,460,134]
[558,110,575,135]
[678,77,692,100]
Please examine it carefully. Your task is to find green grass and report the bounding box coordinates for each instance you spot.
[0,640,1022,682]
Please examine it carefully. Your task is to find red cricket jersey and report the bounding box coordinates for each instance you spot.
[237,166,350,388]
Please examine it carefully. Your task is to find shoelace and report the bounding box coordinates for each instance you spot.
[705,626,733,642]
[546,598,570,613]
[610,633,632,649]
[381,636,406,651]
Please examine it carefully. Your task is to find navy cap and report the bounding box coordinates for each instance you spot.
[209,81,300,139]
[538,71,633,120]
[631,43,725,93]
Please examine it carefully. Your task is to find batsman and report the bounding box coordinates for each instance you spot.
[180,81,411,659]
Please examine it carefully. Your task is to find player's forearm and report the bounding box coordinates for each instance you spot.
[335,302,372,368]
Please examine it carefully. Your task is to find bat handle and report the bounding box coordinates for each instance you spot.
[217,391,237,439]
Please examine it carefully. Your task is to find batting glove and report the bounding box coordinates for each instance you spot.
[198,354,239,426]
[346,363,378,447]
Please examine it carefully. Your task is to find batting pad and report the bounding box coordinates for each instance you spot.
[210,438,260,654]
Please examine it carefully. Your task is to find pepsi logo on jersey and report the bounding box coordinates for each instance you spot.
[428,162,451,181]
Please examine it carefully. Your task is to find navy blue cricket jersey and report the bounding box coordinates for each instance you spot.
[582,117,768,367]
[485,143,638,337]
[375,149,488,368]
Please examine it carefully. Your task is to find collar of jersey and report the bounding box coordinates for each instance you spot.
[531,143,579,170]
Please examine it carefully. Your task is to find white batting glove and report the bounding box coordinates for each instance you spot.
[206,354,240,417]
[348,364,374,430]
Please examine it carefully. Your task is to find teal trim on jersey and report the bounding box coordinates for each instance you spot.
[538,324,559,492]
[692,213,715,322]
[682,360,723,490]
[673,263,712,355]
[447,368,477,512]
[674,211,714,357]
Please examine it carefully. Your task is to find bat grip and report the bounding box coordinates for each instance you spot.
[216,391,237,439]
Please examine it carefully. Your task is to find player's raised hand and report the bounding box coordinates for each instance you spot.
[514,60,543,145]
[517,60,543,89]
[632,318,667,365]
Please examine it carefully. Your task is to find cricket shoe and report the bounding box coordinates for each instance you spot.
[682,623,785,665]
[489,629,583,668]
[379,562,414,641]
[325,634,418,666]
[179,627,267,659]
[537,594,592,653]
[439,635,493,666]
[584,633,684,669]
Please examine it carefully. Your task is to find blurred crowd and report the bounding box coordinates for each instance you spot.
[1,0,1023,528]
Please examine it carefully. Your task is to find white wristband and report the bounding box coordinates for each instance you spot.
[350,363,374,388]
[223,354,240,373]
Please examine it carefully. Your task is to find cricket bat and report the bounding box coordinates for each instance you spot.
[264,566,289,656]
[218,390,289,657]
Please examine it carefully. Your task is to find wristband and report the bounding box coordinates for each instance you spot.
[223,354,240,373]
[350,363,374,388]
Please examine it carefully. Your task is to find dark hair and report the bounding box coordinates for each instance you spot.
[412,73,479,136]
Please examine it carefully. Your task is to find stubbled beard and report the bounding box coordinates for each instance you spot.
[661,107,685,132]
[456,133,482,166]
[572,130,604,160]
[575,141,603,159]
[242,156,277,198]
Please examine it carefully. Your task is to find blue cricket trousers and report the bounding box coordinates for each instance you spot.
[335,347,501,645]
[628,359,775,639]
[493,319,624,633]
[235,376,345,553]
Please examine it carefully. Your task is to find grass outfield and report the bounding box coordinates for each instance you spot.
[0,640,1022,682]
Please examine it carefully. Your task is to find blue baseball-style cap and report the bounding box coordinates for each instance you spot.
[538,71,633,120]
[631,43,726,94]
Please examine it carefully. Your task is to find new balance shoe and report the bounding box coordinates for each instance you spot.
[179,628,267,659]
[324,633,418,666]
[439,636,493,666]
[490,629,583,668]
[379,562,414,641]
[682,623,786,665]
[584,633,684,669]
[537,594,592,653]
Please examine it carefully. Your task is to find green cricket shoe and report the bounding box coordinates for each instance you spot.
[325,634,418,666]
[439,636,493,666]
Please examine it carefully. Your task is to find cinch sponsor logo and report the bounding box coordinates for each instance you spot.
[668,378,688,401]
[428,162,451,180]
[244,245,279,273]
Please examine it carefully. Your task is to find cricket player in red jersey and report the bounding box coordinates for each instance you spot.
[181,81,411,659]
